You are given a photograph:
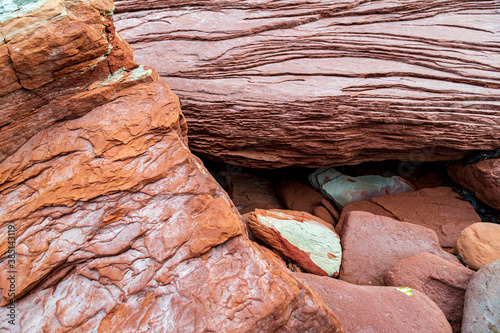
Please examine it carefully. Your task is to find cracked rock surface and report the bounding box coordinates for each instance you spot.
[0,1,342,331]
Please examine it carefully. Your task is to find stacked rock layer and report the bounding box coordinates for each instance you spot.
[0,1,342,331]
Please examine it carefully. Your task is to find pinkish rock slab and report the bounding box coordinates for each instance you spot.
[337,187,482,248]
[298,272,452,333]
[339,211,460,286]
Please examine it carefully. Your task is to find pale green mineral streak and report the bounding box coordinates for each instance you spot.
[96,65,152,88]
[257,212,342,276]
[396,287,413,296]
[0,0,52,23]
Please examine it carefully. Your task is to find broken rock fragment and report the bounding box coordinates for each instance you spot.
[309,167,415,207]
[245,209,342,277]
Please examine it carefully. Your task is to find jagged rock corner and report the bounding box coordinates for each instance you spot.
[0,1,343,331]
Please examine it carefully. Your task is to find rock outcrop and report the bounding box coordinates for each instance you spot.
[114,0,500,168]
[0,1,343,331]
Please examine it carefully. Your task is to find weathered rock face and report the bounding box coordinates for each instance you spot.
[0,1,343,331]
[462,259,500,333]
[336,187,482,248]
[297,273,453,333]
[456,223,500,271]
[246,209,342,277]
[384,253,474,332]
[338,211,459,286]
[448,159,500,211]
[114,1,500,168]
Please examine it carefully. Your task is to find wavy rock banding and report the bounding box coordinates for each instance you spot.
[114,0,500,168]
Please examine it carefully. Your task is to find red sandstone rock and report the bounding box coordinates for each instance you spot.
[384,252,474,332]
[245,209,342,277]
[456,223,500,271]
[0,2,342,331]
[337,187,482,248]
[297,272,453,333]
[114,1,500,168]
[339,211,460,286]
[227,173,282,214]
[321,199,340,222]
[448,159,500,210]
[276,179,326,214]
[313,206,336,226]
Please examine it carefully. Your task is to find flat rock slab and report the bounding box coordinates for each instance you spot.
[337,187,482,248]
[385,252,474,332]
[462,259,500,333]
[339,211,460,286]
[456,222,500,271]
[114,0,500,168]
[297,272,452,333]
[448,159,500,211]
[245,209,342,277]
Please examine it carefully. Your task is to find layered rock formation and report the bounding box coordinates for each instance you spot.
[0,1,343,331]
[114,0,500,168]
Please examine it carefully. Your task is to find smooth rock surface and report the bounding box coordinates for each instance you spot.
[0,2,343,331]
[462,260,500,333]
[339,211,460,286]
[384,252,474,332]
[337,187,482,247]
[245,209,342,277]
[298,272,453,333]
[456,223,500,271]
[448,159,500,210]
[114,0,500,168]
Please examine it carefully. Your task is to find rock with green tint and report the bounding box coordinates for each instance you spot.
[245,209,342,277]
[309,167,415,207]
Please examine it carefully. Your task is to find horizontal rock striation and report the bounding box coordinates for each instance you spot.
[114,0,500,168]
[0,1,342,331]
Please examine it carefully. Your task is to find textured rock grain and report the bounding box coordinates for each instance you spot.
[0,1,343,331]
[114,0,500,168]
